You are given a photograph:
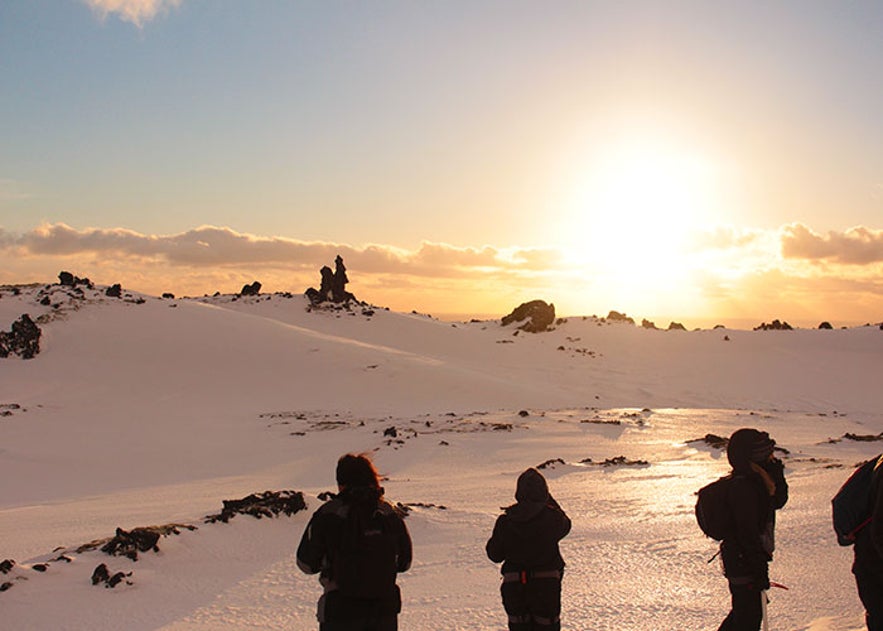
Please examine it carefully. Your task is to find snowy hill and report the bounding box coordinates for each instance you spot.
[1,281,881,630]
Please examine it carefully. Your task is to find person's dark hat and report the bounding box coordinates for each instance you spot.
[515,468,550,504]
[727,428,775,470]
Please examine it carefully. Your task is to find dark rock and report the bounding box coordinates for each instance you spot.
[100,527,161,561]
[606,311,634,325]
[91,564,110,585]
[105,284,122,298]
[162,293,175,299]
[91,563,130,588]
[0,559,15,574]
[518,410,530,417]
[58,271,93,289]
[32,564,47,572]
[306,255,357,305]
[240,281,262,296]
[537,458,565,469]
[688,434,729,449]
[40,296,51,306]
[0,582,12,592]
[501,300,556,333]
[754,319,793,331]
[818,321,833,330]
[204,490,307,524]
[383,426,398,438]
[0,314,42,359]
[667,321,687,331]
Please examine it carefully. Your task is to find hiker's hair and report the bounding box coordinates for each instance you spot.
[336,453,381,490]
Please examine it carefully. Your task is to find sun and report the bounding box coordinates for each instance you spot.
[558,137,720,308]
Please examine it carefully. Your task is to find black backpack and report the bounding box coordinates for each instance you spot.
[695,475,736,541]
[333,503,399,599]
[832,454,882,546]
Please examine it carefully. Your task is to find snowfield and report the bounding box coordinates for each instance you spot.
[1,282,881,630]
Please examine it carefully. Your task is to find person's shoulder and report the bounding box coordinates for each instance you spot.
[313,496,348,520]
[377,499,407,520]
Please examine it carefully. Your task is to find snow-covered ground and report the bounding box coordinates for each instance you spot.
[1,282,881,630]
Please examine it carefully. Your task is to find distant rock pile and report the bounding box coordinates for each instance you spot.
[605,310,634,325]
[0,314,41,359]
[502,300,555,333]
[305,255,357,305]
[58,271,93,289]
[240,281,262,296]
[755,319,793,331]
[204,490,307,524]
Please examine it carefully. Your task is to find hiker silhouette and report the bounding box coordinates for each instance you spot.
[297,453,412,631]
[486,467,571,631]
[714,428,788,631]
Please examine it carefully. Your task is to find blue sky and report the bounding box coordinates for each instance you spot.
[1,1,882,324]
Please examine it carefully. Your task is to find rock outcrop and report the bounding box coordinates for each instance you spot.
[305,256,357,305]
[0,314,41,359]
[501,300,555,333]
[240,281,262,296]
[755,319,793,331]
[58,271,93,289]
[606,311,635,325]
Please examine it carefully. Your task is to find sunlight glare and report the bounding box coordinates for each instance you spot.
[561,138,720,304]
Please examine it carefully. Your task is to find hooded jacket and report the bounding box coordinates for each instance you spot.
[297,486,412,620]
[486,468,571,574]
[721,429,788,582]
[854,456,883,574]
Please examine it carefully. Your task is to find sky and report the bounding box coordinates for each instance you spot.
[1,0,882,326]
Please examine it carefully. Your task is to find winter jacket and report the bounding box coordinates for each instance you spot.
[486,469,571,574]
[854,457,883,574]
[720,433,788,586]
[297,487,412,622]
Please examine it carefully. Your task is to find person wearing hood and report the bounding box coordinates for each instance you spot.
[486,467,572,631]
[297,453,412,631]
[852,454,883,631]
[718,428,788,631]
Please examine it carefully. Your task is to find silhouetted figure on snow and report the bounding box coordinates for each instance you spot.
[486,468,571,631]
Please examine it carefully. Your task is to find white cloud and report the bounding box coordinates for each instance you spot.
[84,0,182,27]
[10,223,559,279]
[781,223,883,264]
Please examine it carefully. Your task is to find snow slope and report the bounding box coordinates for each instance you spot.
[1,283,881,630]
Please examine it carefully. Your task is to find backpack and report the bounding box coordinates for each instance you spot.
[695,475,736,541]
[832,454,882,546]
[333,503,399,599]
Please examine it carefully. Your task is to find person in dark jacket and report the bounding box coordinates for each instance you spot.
[297,453,412,631]
[853,455,883,631]
[718,428,788,631]
[486,467,571,631]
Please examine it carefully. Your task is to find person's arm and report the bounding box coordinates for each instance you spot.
[548,495,572,540]
[296,512,327,575]
[871,466,883,558]
[395,515,413,573]
[766,458,788,510]
[486,515,507,563]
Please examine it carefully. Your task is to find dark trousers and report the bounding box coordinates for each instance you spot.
[717,582,763,631]
[319,616,397,631]
[855,565,883,631]
[501,577,562,631]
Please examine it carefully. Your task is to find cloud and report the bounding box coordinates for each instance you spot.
[689,226,762,251]
[10,223,560,280]
[781,223,883,264]
[84,0,182,27]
